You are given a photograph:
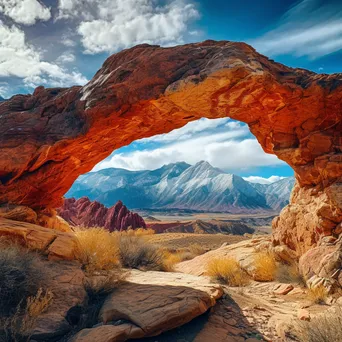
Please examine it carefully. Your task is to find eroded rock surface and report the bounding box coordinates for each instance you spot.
[58,197,146,231]
[0,40,341,259]
[32,261,87,341]
[72,270,223,341]
[0,218,79,260]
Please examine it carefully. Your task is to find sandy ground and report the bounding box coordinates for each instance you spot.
[145,233,249,251]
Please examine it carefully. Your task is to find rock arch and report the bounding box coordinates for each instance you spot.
[0,40,341,257]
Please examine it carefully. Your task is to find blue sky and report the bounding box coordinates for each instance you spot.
[0,0,341,183]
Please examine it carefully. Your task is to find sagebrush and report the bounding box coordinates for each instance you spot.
[0,244,45,316]
[206,258,250,286]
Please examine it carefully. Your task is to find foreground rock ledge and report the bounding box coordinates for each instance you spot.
[72,270,223,342]
[0,40,341,258]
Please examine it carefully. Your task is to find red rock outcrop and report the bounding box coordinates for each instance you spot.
[0,40,341,261]
[58,197,146,231]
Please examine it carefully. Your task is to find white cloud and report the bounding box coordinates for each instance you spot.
[0,22,87,90]
[57,52,76,64]
[253,0,342,58]
[141,118,234,143]
[57,0,199,54]
[0,82,9,98]
[243,175,286,185]
[94,119,285,172]
[0,0,51,25]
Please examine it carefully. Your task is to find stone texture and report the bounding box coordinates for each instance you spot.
[176,237,271,279]
[0,217,79,260]
[58,197,146,231]
[71,324,143,342]
[72,270,222,342]
[31,261,87,340]
[99,270,223,334]
[0,204,71,232]
[297,309,310,321]
[0,40,341,258]
[273,283,294,295]
[299,235,342,288]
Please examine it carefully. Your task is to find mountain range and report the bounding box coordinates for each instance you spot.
[66,161,295,213]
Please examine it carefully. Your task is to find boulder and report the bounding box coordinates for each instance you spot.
[176,237,271,279]
[73,270,222,341]
[31,261,87,340]
[58,197,146,231]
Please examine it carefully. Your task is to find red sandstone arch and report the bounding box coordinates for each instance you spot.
[0,41,341,256]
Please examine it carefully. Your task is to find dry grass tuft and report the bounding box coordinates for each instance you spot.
[3,288,53,341]
[306,285,328,305]
[0,243,46,316]
[85,270,128,297]
[118,235,167,271]
[188,243,206,256]
[119,228,155,236]
[206,258,250,287]
[294,305,342,342]
[252,251,277,282]
[75,227,120,272]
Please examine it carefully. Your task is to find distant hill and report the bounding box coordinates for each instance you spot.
[148,219,255,235]
[0,96,5,102]
[67,161,295,213]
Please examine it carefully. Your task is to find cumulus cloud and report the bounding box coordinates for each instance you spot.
[243,175,286,184]
[94,119,285,172]
[0,0,51,25]
[57,0,199,54]
[57,52,76,64]
[0,22,87,90]
[0,82,9,98]
[253,0,342,58]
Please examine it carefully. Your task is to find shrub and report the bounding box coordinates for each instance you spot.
[161,250,196,271]
[75,228,120,272]
[188,243,206,256]
[276,262,305,286]
[84,270,127,297]
[118,235,166,271]
[2,288,53,341]
[306,285,328,305]
[252,251,277,282]
[206,258,250,286]
[120,228,155,236]
[0,244,45,316]
[294,305,342,342]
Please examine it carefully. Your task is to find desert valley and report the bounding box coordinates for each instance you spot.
[0,1,342,342]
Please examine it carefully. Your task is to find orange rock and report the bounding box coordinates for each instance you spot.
[0,40,341,259]
[297,309,310,321]
[0,218,79,261]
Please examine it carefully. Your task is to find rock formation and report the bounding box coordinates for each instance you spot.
[0,40,341,264]
[57,197,146,231]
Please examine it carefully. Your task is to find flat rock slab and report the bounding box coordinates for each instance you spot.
[176,237,270,278]
[0,217,79,260]
[72,270,223,342]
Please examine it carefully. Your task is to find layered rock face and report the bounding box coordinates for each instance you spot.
[57,197,146,231]
[0,40,341,259]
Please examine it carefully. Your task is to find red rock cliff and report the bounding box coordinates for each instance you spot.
[0,40,341,258]
[58,197,146,231]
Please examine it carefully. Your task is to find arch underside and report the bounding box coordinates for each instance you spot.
[0,40,341,257]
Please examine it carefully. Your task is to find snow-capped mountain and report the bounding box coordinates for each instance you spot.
[250,177,295,211]
[67,161,294,213]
